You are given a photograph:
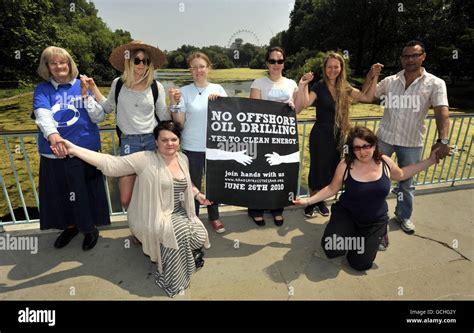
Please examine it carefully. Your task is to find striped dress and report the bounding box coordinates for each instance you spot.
[155,178,207,297]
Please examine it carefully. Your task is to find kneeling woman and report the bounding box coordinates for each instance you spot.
[294,126,439,271]
[55,121,211,297]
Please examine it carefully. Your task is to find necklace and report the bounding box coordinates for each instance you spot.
[193,83,208,95]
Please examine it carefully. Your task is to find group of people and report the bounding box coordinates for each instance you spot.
[32,39,450,296]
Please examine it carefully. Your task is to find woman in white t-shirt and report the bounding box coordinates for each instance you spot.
[170,52,228,234]
[248,46,298,227]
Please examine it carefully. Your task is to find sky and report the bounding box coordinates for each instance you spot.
[92,0,295,51]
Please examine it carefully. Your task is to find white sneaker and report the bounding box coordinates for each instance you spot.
[398,217,415,234]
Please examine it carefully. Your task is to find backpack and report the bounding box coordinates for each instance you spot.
[114,78,159,146]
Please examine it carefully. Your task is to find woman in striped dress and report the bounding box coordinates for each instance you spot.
[55,121,211,297]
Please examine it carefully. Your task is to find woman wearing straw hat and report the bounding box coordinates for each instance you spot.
[83,40,173,209]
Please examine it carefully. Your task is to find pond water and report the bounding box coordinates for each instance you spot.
[155,73,253,97]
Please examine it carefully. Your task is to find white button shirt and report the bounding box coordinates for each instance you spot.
[375,68,449,147]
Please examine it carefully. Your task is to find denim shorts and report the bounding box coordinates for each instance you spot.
[120,133,156,156]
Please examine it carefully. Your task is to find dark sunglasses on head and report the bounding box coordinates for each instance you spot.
[352,144,373,152]
[268,59,284,65]
[134,58,151,66]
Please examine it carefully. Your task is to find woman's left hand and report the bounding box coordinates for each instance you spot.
[196,193,213,205]
[208,94,220,101]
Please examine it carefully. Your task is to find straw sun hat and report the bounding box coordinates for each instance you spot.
[109,40,166,72]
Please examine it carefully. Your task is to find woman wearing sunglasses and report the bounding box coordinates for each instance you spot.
[293,126,439,271]
[295,53,383,219]
[247,46,298,227]
[82,40,173,209]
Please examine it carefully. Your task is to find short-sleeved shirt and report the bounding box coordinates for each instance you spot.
[99,78,170,135]
[250,77,298,103]
[375,68,449,147]
[33,79,101,155]
[179,83,227,152]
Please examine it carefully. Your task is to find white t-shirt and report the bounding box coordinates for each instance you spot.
[250,76,298,103]
[179,83,227,152]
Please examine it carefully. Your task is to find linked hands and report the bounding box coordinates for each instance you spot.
[367,63,384,80]
[50,137,76,157]
[195,192,213,206]
[292,197,309,207]
[431,143,450,163]
[299,72,314,86]
[429,145,446,164]
[79,74,97,93]
[48,133,68,158]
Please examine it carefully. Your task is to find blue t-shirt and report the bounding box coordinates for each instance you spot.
[179,83,227,152]
[33,80,101,154]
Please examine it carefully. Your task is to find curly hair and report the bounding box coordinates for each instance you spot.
[344,126,383,165]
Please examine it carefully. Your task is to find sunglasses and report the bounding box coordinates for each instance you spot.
[268,59,284,65]
[133,58,151,66]
[352,144,373,152]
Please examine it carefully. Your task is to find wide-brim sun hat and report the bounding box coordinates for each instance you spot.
[109,40,166,72]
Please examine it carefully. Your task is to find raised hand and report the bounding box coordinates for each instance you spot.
[299,72,314,86]
[367,63,384,79]
[168,87,181,104]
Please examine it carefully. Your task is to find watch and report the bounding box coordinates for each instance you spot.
[437,138,449,145]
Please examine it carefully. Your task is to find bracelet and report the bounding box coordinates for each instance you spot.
[170,105,181,113]
[194,191,201,199]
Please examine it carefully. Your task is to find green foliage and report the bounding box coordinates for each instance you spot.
[283,0,473,79]
[0,0,132,84]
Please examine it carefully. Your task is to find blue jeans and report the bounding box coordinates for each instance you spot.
[120,133,156,156]
[378,140,423,220]
[182,150,219,220]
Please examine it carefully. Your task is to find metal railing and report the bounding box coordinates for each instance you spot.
[1,114,473,225]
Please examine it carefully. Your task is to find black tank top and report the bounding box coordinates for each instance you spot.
[338,159,391,223]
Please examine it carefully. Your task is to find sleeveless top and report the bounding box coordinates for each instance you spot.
[338,159,391,223]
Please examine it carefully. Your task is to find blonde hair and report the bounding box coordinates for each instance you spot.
[187,52,212,69]
[37,46,78,81]
[322,53,352,143]
[121,49,155,88]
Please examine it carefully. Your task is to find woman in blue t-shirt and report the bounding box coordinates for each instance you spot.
[170,52,228,234]
[32,46,110,250]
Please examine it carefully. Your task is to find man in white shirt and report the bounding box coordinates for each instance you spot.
[366,40,450,236]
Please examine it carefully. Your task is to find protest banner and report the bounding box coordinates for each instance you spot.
[206,97,299,209]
